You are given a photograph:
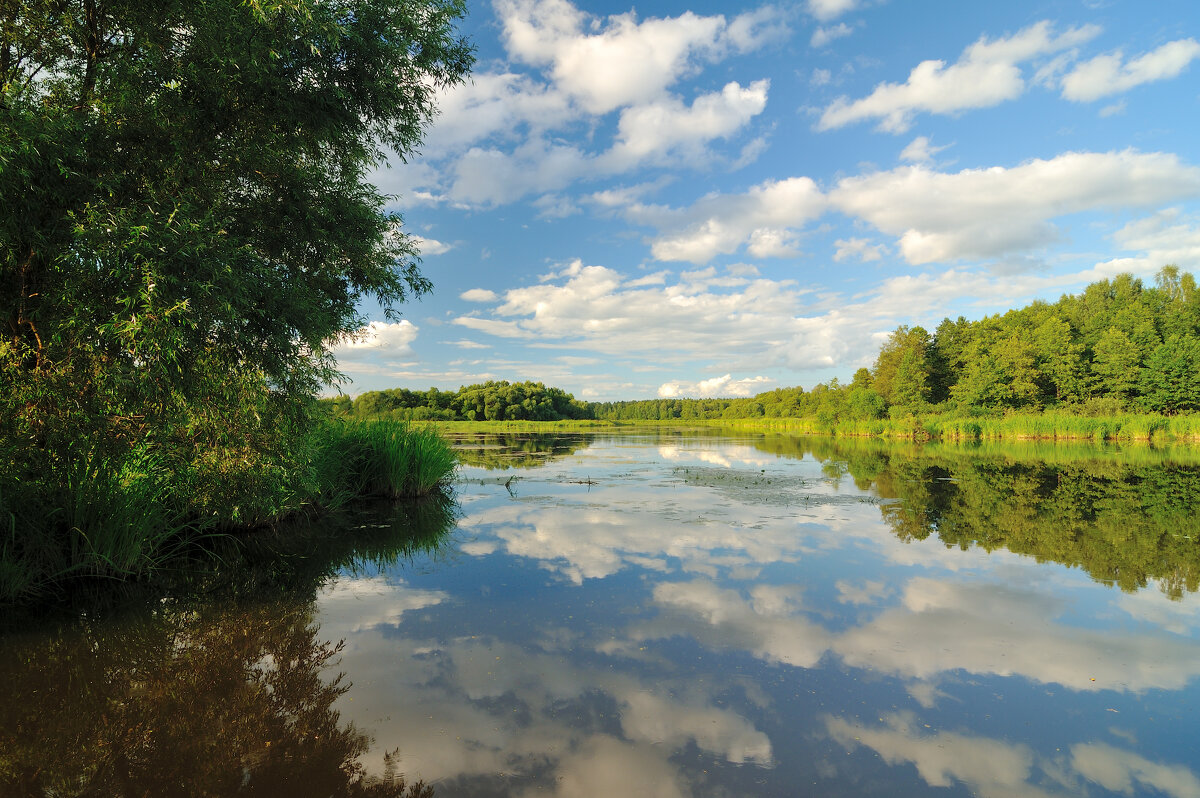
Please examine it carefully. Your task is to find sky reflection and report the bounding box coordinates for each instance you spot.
[316,433,1200,796]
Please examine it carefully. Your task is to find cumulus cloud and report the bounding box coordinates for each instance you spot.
[412,235,452,256]
[1061,38,1200,102]
[610,80,769,165]
[1110,209,1200,271]
[629,177,825,263]
[830,150,1200,263]
[424,72,573,153]
[818,21,1100,132]
[657,374,774,398]
[811,22,854,48]
[334,320,419,354]
[451,259,877,372]
[461,288,499,302]
[806,0,864,22]
[496,0,782,114]
[449,137,595,206]
[388,0,784,206]
[899,135,950,164]
[833,237,886,262]
[445,255,1108,380]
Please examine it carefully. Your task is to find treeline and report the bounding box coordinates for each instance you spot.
[343,269,1200,429]
[325,381,594,422]
[594,267,1200,423]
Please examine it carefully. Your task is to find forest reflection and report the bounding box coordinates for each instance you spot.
[0,599,433,797]
[449,432,592,469]
[0,498,459,797]
[751,434,1200,597]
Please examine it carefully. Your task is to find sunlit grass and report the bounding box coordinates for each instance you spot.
[320,419,458,499]
[0,419,459,604]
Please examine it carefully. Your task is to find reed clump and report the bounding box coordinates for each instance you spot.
[0,419,457,605]
[316,419,458,500]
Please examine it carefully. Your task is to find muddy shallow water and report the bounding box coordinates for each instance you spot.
[4,430,1200,796]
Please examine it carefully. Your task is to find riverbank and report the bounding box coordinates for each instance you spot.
[425,410,1200,443]
[0,419,457,605]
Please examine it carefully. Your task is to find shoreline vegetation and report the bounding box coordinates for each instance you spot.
[3,0,473,609]
[0,420,457,605]
[328,269,1200,445]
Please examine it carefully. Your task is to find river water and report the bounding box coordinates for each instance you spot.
[4,430,1200,797]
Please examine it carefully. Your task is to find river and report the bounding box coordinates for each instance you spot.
[3,429,1199,796]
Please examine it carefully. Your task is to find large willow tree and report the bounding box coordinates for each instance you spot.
[1,1,470,497]
[0,2,472,569]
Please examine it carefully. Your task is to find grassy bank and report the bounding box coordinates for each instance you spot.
[407,410,1200,444]
[0,419,457,604]
[711,410,1200,443]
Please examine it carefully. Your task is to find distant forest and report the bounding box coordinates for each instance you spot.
[329,268,1200,422]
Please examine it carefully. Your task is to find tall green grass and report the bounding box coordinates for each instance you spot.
[0,419,458,605]
[318,419,458,500]
[0,442,203,603]
[708,410,1200,443]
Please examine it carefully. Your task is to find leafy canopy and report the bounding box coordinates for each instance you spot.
[2,0,472,416]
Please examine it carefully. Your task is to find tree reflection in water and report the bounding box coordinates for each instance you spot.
[751,433,1200,597]
[448,432,592,470]
[0,497,459,797]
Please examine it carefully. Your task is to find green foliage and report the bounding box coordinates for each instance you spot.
[338,381,595,422]
[1140,335,1200,414]
[872,325,932,410]
[320,420,458,499]
[1,1,472,603]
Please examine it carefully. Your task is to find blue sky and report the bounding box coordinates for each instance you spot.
[331,0,1200,400]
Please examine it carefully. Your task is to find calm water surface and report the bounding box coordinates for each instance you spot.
[4,431,1200,797]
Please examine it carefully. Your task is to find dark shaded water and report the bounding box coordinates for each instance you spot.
[4,431,1200,796]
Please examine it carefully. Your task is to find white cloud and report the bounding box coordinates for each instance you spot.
[818,21,1100,132]
[390,0,784,206]
[810,67,832,86]
[610,80,769,165]
[412,235,451,256]
[496,0,781,115]
[445,339,493,350]
[830,150,1200,263]
[833,237,886,262]
[811,22,854,48]
[1061,38,1200,102]
[449,256,1039,378]
[1113,209,1200,261]
[452,259,869,372]
[633,177,825,263]
[449,137,594,206]
[425,72,573,152]
[899,135,950,164]
[532,193,580,218]
[806,0,863,22]
[657,374,774,398]
[334,320,419,354]
[461,288,499,302]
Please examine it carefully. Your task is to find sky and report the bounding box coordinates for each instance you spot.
[330,0,1200,401]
